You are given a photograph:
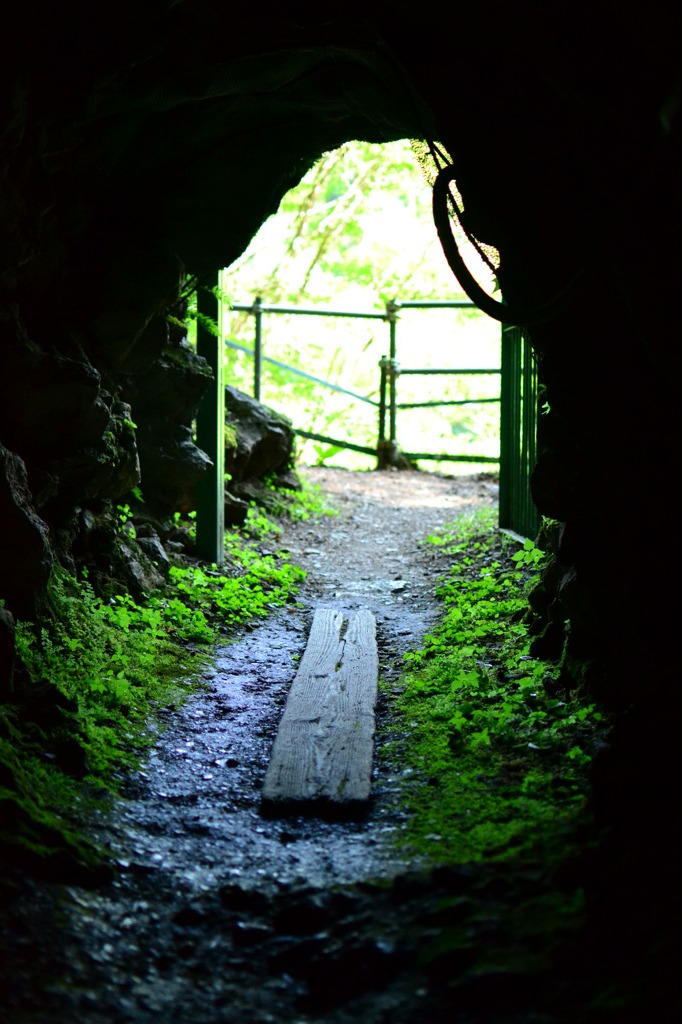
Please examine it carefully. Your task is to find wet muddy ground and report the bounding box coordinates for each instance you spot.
[0,468,574,1023]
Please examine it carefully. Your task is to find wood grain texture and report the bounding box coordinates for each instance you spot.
[261,608,379,815]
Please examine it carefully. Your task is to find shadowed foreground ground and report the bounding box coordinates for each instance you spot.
[1,469,595,1023]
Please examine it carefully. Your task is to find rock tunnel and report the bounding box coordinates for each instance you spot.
[1,0,680,1005]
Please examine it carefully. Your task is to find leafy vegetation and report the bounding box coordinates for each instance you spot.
[1,499,310,869]
[383,509,606,864]
[259,475,339,521]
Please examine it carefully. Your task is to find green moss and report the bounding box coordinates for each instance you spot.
[3,503,307,869]
[225,421,238,449]
[382,510,606,865]
[13,567,200,789]
[0,719,101,868]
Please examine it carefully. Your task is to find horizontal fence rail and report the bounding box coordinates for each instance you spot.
[224,338,379,407]
[397,451,499,463]
[294,429,378,457]
[398,398,500,409]
[398,367,500,375]
[230,301,386,319]
[397,300,478,309]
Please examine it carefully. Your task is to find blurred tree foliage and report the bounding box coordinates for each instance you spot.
[219,140,500,467]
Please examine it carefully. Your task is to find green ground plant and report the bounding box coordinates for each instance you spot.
[383,509,606,865]
[261,475,339,520]
[1,498,308,869]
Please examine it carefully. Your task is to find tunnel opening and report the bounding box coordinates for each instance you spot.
[215,137,503,472]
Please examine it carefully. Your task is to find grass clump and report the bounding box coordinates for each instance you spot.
[170,510,306,632]
[261,472,339,521]
[384,509,606,865]
[14,568,200,780]
[2,503,306,869]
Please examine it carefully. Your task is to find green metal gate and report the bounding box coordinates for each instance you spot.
[499,325,540,538]
[194,280,541,562]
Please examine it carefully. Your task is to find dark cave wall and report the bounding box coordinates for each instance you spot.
[387,10,682,698]
[412,17,682,950]
[1,2,681,932]
[0,2,436,630]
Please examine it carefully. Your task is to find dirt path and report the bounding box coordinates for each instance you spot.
[2,468,504,1024]
[286,466,498,629]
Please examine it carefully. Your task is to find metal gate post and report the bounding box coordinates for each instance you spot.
[376,299,400,468]
[378,356,388,446]
[387,299,399,446]
[499,324,540,538]
[195,274,225,564]
[252,295,263,401]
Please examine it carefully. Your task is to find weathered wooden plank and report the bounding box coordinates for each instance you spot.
[261,608,379,816]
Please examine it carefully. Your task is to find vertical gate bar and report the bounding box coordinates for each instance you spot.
[376,356,388,468]
[521,338,531,532]
[389,359,398,448]
[387,299,399,448]
[500,325,540,537]
[521,335,540,537]
[253,295,263,401]
[512,330,521,527]
[195,273,225,565]
[378,357,388,444]
[498,324,515,528]
[521,338,528,532]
